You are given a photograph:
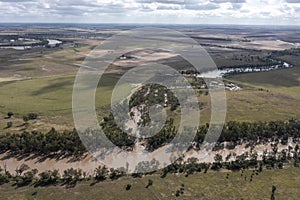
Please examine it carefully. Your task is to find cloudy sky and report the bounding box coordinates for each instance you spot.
[0,0,300,25]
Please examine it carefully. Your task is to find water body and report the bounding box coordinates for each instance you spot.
[47,39,62,46]
[0,39,62,50]
[0,46,33,50]
[198,62,292,78]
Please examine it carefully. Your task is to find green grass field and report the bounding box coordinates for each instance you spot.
[1,65,300,132]
[0,45,300,132]
[0,74,120,117]
[0,42,97,78]
[0,74,120,133]
[0,166,299,200]
[225,65,300,122]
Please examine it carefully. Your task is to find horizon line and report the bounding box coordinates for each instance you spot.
[0,22,300,27]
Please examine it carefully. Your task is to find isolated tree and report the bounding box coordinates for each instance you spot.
[126,184,132,190]
[23,116,29,125]
[35,170,60,187]
[271,185,276,200]
[7,112,14,118]
[32,191,38,196]
[94,166,108,181]
[16,164,30,175]
[28,113,38,120]
[17,170,36,187]
[295,144,299,154]
[130,111,135,118]
[175,190,181,197]
[214,154,223,163]
[258,162,263,172]
[146,179,153,188]
[225,154,232,162]
[63,168,82,187]
[6,122,12,128]
[0,167,9,185]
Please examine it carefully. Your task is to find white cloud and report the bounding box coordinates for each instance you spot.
[0,0,299,25]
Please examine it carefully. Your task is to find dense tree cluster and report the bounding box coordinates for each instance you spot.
[129,83,179,111]
[0,128,86,158]
[161,157,210,178]
[145,119,177,151]
[0,119,300,158]
[101,113,136,148]
[35,170,60,187]
[193,120,300,149]
[271,48,300,57]
[219,119,300,144]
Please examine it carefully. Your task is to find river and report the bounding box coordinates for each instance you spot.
[198,62,292,78]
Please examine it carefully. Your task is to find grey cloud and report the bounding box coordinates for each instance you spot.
[135,0,206,6]
[260,11,271,16]
[134,0,221,11]
[240,9,250,13]
[0,0,33,2]
[209,0,245,10]
[2,1,133,17]
[185,3,219,10]
[230,3,243,10]
[138,4,155,12]
[0,0,135,17]
[54,0,101,8]
[135,0,185,4]
[294,7,300,12]
[210,0,246,3]
[286,0,300,3]
[49,1,133,15]
[157,5,181,10]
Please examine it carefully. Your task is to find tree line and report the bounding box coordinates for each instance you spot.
[0,141,299,188]
[0,118,300,158]
[0,128,86,158]
[0,165,125,188]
